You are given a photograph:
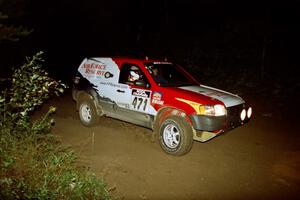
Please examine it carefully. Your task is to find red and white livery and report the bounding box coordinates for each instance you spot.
[73,57,252,156]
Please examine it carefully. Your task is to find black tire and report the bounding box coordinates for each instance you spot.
[158,115,193,156]
[78,96,99,127]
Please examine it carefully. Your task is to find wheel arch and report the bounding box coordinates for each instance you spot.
[153,106,193,131]
[76,89,103,116]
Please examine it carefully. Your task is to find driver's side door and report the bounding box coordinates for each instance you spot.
[113,63,153,127]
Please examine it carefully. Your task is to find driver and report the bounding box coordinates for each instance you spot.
[127,66,140,84]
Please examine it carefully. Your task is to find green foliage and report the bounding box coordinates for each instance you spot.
[0,52,111,199]
[0,125,110,200]
[10,51,65,115]
[0,51,66,128]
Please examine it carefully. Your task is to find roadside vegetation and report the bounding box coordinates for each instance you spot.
[0,52,111,199]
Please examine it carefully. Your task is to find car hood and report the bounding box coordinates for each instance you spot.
[179,85,245,107]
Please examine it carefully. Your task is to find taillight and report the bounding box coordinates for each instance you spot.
[73,76,80,84]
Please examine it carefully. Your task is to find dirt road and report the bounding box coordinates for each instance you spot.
[47,90,300,200]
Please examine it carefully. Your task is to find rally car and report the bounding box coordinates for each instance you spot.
[72,57,252,156]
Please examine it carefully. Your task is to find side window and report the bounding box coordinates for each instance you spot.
[119,63,150,88]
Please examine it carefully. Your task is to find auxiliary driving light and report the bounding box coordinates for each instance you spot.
[247,107,252,118]
[240,109,246,121]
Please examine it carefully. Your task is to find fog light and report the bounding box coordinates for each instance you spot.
[247,107,252,118]
[240,109,246,121]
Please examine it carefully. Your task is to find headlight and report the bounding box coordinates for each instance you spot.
[214,105,226,116]
[199,104,226,116]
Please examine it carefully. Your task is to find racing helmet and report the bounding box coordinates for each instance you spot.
[128,66,140,82]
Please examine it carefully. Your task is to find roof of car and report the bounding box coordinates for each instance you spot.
[89,56,170,63]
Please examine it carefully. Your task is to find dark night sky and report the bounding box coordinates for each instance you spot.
[1,0,300,81]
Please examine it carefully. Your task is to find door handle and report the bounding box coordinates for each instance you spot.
[117,89,125,93]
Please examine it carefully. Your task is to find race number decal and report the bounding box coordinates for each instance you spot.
[131,89,151,112]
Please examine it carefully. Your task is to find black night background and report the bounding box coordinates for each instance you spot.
[2,0,300,115]
[1,0,300,199]
[1,0,299,81]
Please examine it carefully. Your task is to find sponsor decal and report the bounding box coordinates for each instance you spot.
[152,92,164,105]
[83,62,112,78]
[153,62,172,65]
[99,82,128,89]
[84,62,106,70]
[104,71,114,78]
[132,89,150,98]
[117,102,130,109]
[131,89,151,112]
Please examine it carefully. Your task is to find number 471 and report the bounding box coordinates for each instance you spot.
[132,97,148,111]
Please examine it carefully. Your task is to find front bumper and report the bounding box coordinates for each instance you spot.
[190,115,227,132]
[190,104,251,132]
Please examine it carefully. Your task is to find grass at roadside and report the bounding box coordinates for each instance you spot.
[0,118,111,200]
[0,51,111,199]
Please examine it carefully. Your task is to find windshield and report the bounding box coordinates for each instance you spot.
[145,62,197,87]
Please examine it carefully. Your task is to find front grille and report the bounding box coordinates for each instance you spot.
[226,104,245,128]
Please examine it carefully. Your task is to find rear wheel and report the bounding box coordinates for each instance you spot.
[158,116,193,156]
[78,96,99,127]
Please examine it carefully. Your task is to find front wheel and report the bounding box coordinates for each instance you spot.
[78,97,99,127]
[158,116,193,156]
